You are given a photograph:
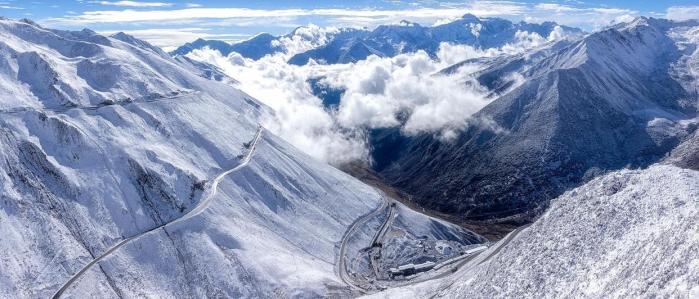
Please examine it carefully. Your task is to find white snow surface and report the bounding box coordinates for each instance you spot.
[62,133,383,298]
[368,164,699,298]
[0,18,394,298]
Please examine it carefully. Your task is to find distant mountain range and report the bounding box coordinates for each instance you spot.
[289,15,582,65]
[170,14,583,64]
[170,32,283,59]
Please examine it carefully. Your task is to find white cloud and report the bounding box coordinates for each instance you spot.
[185,48,370,165]
[0,5,23,9]
[99,28,248,48]
[181,24,565,164]
[43,1,631,30]
[94,1,172,7]
[534,3,579,13]
[666,6,699,21]
[271,25,341,57]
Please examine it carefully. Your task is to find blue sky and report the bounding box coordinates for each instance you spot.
[2,0,699,49]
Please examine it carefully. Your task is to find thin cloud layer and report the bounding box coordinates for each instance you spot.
[99,28,249,49]
[666,6,699,21]
[45,1,636,31]
[92,1,172,7]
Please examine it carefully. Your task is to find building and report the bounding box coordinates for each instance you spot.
[389,261,436,277]
[464,245,488,255]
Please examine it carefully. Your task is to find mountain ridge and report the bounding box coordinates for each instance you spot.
[169,14,582,65]
[369,16,698,223]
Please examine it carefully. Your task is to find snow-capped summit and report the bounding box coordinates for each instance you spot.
[460,13,480,22]
[110,31,169,57]
[397,19,419,27]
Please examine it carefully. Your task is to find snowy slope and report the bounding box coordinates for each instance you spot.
[57,132,386,298]
[0,18,268,297]
[0,18,480,298]
[368,164,699,298]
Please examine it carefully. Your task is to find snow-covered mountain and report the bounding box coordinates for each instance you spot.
[169,14,582,65]
[170,33,284,60]
[289,14,582,65]
[0,18,483,298]
[170,25,348,60]
[369,17,698,226]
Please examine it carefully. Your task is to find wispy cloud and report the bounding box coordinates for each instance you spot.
[46,7,506,25]
[666,6,699,21]
[43,1,637,31]
[100,27,248,49]
[92,1,172,7]
[0,4,23,9]
[36,1,647,48]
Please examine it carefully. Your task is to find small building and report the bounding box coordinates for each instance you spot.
[464,245,488,255]
[389,261,436,278]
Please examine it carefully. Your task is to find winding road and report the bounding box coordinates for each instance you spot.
[337,196,390,291]
[368,201,396,279]
[51,126,263,299]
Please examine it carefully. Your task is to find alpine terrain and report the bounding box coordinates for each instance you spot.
[370,17,699,227]
[0,18,485,298]
[171,14,582,65]
[0,3,698,298]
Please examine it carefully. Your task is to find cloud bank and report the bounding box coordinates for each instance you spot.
[185,26,571,165]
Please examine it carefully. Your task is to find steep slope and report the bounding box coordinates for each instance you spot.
[370,126,699,298]
[371,17,698,224]
[0,19,482,298]
[0,18,267,297]
[368,163,699,298]
[53,131,387,298]
[289,14,582,65]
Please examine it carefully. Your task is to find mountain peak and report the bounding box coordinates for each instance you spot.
[18,18,38,26]
[461,13,481,22]
[398,19,419,27]
[81,28,97,35]
[111,31,130,39]
[614,16,675,32]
